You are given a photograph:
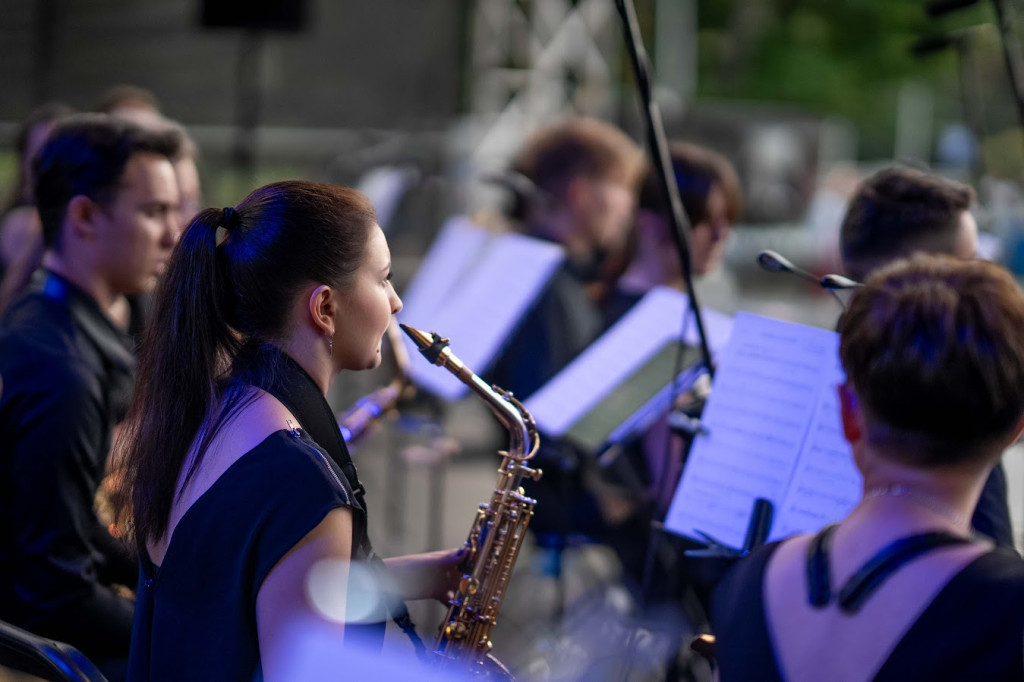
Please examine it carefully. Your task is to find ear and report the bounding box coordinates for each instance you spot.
[65,195,100,242]
[1010,414,1024,444]
[307,285,337,338]
[838,382,862,445]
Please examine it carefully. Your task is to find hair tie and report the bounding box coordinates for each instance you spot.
[222,206,239,230]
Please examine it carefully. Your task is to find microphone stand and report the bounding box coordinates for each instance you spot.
[614,3,719,678]
[614,0,715,381]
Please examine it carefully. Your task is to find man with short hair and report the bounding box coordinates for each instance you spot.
[0,114,181,675]
[492,117,643,401]
[840,166,978,281]
[839,165,1012,549]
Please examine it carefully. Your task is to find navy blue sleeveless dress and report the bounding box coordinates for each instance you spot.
[127,428,381,681]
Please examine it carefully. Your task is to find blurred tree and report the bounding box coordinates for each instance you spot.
[682,0,1005,160]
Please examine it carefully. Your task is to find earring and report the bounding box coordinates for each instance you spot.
[326,335,334,358]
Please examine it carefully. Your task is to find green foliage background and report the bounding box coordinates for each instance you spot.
[678,0,1018,165]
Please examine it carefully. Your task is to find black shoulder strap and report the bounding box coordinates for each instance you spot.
[806,525,971,614]
[806,524,838,608]
[837,532,971,613]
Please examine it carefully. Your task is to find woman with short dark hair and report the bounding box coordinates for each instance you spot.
[713,254,1024,681]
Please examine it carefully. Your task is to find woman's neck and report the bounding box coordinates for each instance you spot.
[852,458,987,537]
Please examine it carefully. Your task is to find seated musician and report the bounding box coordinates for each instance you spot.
[113,181,463,680]
[486,117,643,560]
[712,254,1024,681]
[838,165,1014,549]
[0,114,182,680]
[604,140,742,327]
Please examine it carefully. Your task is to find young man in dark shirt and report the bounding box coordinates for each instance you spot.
[839,165,1014,549]
[0,114,181,676]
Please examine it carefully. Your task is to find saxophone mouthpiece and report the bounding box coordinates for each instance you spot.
[398,323,451,365]
[398,323,433,349]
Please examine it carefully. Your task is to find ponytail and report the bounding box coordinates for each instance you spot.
[114,207,239,548]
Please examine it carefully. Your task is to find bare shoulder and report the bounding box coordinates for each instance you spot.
[150,389,300,565]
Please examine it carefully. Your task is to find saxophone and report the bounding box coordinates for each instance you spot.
[399,324,541,677]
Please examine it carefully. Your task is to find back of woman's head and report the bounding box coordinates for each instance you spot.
[118,180,376,546]
[839,254,1024,466]
[211,181,373,339]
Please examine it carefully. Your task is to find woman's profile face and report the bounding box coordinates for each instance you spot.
[333,224,403,371]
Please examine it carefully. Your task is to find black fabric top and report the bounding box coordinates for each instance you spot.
[0,271,136,658]
[128,429,366,682]
[712,540,1024,681]
[488,263,604,403]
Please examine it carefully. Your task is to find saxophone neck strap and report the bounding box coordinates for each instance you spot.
[806,523,972,613]
[242,342,366,501]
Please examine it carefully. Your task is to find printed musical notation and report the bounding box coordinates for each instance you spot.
[664,312,862,550]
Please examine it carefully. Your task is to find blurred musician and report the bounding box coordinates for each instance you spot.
[838,166,1013,549]
[604,141,743,327]
[489,117,643,402]
[713,254,1024,681]
[597,142,744,590]
[486,117,643,563]
[0,114,182,680]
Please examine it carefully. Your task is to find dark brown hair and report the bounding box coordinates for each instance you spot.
[840,166,974,281]
[638,141,742,226]
[839,254,1024,466]
[512,117,642,205]
[33,113,181,251]
[114,181,376,547]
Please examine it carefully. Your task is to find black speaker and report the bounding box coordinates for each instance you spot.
[200,0,307,31]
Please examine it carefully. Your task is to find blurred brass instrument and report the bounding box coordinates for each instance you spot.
[399,324,541,678]
[338,319,414,445]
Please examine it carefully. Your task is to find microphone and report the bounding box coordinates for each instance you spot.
[757,249,851,309]
[757,249,820,283]
[820,274,863,290]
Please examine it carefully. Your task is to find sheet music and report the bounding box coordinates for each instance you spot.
[526,286,733,438]
[397,217,491,325]
[402,231,564,401]
[663,312,861,550]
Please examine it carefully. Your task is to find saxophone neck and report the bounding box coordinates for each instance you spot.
[400,324,538,460]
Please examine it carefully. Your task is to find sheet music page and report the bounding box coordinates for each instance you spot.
[771,355,862,540]
[663,312,859,549]
[405,232,564,401]
[526,286,733,438]
[397,217,490,326]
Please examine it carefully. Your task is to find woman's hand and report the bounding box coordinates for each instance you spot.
[384,546,469,603]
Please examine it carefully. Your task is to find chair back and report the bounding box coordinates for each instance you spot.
[0,619,107,682]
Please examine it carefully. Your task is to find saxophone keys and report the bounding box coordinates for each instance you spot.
[445,622,469,640]
[461,577,480,595]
